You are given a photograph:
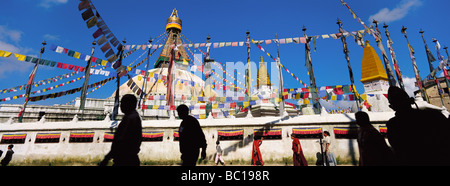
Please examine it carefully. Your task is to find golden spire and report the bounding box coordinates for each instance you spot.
[360,40,389,83]
[155,9,190,68]
[257,56,271,88]
[166,8,182,31]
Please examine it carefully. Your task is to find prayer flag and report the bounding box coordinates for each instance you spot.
[14,53,26,61]
[74,52,81,59]
[300,37,307,43]
[86,16,97,28]
[81,8,94,21]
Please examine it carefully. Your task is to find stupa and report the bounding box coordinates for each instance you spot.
[238,56,297,117]
[360,40,392,112]
[111,9,218,117]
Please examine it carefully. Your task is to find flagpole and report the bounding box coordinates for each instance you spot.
[166,34,177,114]
[420,30,445,107]
[401,26,428,102]
[383,23,405,90]
[18,41,46,123]
[79,40,96,121]
[432,38,450,99]
[303,26,321,114]
[372,20,398,87]
[337,18,360,111]
[111,39,126,121]
[275,33,285,116]
[139,37,152,113]
[246,31,252,97]
[245,31,252,116]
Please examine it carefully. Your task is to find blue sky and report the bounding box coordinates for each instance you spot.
[0,0,449,108]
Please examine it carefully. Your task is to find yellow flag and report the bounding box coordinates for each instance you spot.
[14,53,26,61]
[3,51,12,57]
[101,60,108,66]
[200,114,206,119]
[361,94,367,101]
[138,76,142,81]
[152,105,159,109]
[304,99,310,104]
[243,102,249,107]
[0,50,4,57]
[331,95,337,101]
[74,52,81,59]
[212,104,219,109]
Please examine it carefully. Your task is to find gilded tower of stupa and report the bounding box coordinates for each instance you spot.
[360,40,392,112]
[154,9,191,69]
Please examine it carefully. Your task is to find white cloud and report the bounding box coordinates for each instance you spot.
[402,76,419,97]
[368,0,422,23]
[0,25,22,42]
[39,0,68,8]
[43,34,60,41]
[0,26,34,79]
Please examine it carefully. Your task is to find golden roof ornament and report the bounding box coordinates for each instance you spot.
[360,40,389,83]
[166,8,182,31]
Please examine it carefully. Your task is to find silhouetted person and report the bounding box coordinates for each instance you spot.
[356,111,394,166]
[1,144,14,166]
[387,86,450,166]
[100,94,142,166]
[291,134,308,166]
[177,104,207,166]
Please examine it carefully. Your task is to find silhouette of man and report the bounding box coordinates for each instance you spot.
[356,111,394,166]
[387,86,450,165]
[100,94,142,166]
[177,104,207,166]
[1,144,14,166]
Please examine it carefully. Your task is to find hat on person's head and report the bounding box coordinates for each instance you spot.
[388,86,410,103]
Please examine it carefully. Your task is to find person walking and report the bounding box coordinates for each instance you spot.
[291,134,308,166]
[100,94,143,166]
[177,104,207,166]
[252,137,264,166]
[215,141,225,166]
[387,86,450,165]
[323,131,337,166]
[1,144,14,166]
[355,111,394,166]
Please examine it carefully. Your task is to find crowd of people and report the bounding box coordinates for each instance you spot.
[93,86,450,166]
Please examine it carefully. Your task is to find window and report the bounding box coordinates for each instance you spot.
[1,133,26,144]
[142,131,164,142]
[218,129,243,141]
[379,126,387,138]
[69,132,94,143]
[292,127,323,139]
[35,133,60,143]
[253,128,282,140]
[334,127,358,139]
[173,131,179,141]
[103,132,114,142]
